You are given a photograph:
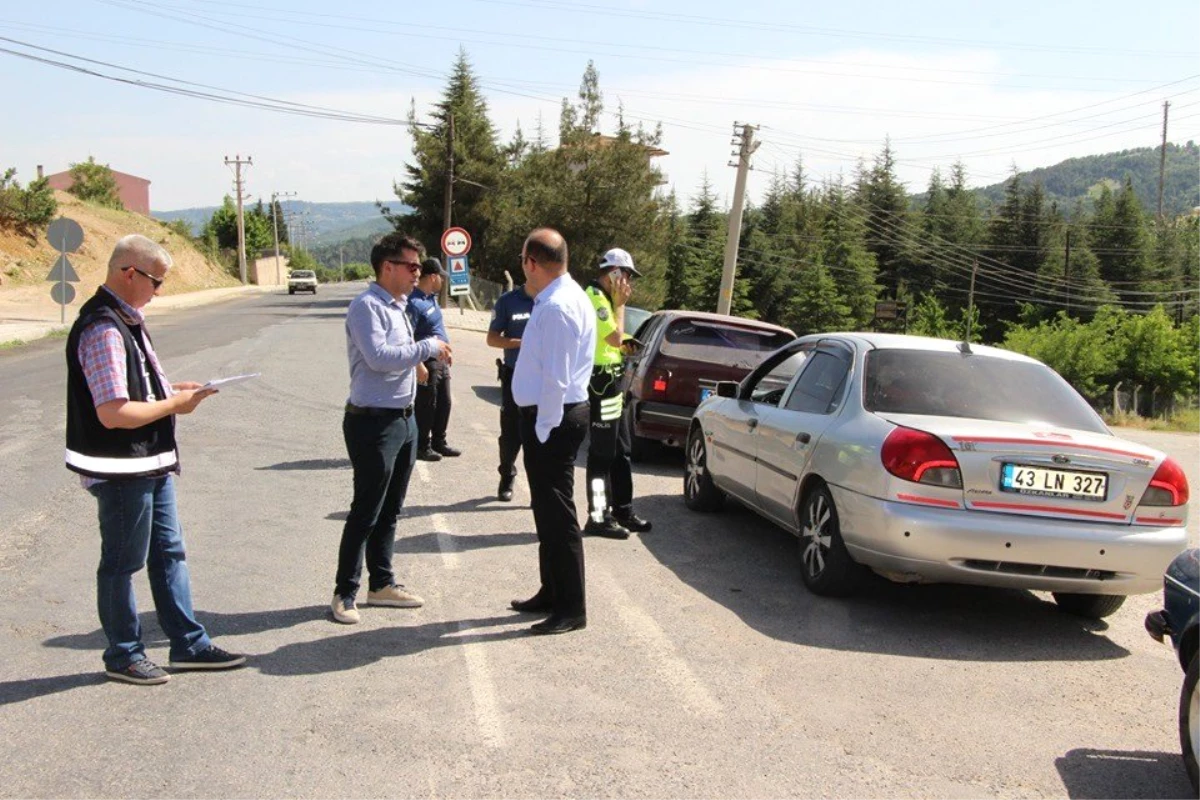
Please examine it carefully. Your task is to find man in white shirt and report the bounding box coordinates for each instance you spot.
[509,228,596,635]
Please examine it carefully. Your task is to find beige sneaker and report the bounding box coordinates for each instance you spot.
[366,584,425,608]
[331,594,360,624]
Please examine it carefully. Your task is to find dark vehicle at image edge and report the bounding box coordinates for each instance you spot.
[624,310,794,459]
[1146,547,1199,791]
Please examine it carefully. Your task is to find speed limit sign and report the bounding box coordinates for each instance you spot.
[440,227,472,257]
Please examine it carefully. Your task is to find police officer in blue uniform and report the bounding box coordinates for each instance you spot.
[487,283,536,501]
[408,257,460,462]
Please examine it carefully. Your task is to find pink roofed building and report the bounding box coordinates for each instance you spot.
[42,165,152,216]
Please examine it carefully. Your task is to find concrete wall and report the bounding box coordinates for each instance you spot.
[250,254,289,286]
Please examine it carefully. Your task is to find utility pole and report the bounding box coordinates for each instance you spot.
[271,190,296,287]
[1156,100,1170,222]
[717,123,758,316]
[339,246,345,283]
[1064,229,1072,317]
[224,154,253,284]
[441,112,455,307]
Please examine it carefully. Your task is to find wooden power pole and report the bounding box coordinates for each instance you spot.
[717,122,758,316]
[224,154,253,284]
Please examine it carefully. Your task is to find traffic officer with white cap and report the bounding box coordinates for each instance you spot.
[582,248,652,538]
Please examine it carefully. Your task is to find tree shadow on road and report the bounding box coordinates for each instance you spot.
[251,615,532,676]
[635,490,1132,663]
[1055,748,1191,798]
[0,672,105,707]
[258,458,351,471]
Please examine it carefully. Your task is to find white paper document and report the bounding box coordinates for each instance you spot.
[202,372,261,391]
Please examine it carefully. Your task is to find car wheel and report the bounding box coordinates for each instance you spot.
[1183,651,1199,792]
[288,288,295,295]
[1051,592,1126,619]
[798,483,861,596]
[683,427,724,512]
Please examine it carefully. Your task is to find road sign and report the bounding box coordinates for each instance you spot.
[440,227,472,257]
[50,282,76,306]
[47,218,84,253]
[46,254,80,283]
[447,254,471,297]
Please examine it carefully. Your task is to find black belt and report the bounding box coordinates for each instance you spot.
[518,401,586,416]
[345,403,414,418]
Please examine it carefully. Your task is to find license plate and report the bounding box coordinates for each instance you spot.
[698,387,712,402]
[1000,463,1108,502]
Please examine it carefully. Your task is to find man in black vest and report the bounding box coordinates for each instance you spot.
[65,234,245,685]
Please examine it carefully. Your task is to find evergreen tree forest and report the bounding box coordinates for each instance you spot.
[387,53,1199,412]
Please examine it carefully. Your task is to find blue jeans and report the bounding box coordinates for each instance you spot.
[88,476,210,670]
[335,411,418,598]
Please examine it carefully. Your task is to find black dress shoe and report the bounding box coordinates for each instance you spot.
[583,518,630,540]
[497,476,515,502]
[530,614,587,635]
[614,512,652,533]
[417,448,442,462]
[511,595,553,613]
[433,444,461,457]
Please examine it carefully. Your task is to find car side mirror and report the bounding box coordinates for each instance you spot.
[716,381,739,399]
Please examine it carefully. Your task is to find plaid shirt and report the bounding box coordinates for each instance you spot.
[77,287,174,487]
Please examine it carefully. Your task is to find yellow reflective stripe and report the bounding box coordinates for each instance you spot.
[598,395,623,421]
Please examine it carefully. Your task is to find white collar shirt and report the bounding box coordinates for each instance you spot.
[511,272,596,443]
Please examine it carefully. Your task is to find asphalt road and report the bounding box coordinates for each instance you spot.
[0,284,1196,799]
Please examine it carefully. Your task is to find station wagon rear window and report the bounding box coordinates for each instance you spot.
[863,349,1106,433]
[661,321,793,367]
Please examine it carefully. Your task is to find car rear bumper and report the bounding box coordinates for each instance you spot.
[632,400,693,447]
[830,485,1187,595]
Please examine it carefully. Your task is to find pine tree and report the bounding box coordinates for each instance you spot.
[819,178,878,329]
[1092,177,1151,304]
[855,141,915,299]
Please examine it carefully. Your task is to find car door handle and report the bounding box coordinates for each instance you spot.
[746,418,758,430]
[796,432,811,444]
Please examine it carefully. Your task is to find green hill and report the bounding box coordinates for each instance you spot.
[969,142,1199,215]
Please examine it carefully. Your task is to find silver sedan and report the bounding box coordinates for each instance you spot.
[684,332,1190,619]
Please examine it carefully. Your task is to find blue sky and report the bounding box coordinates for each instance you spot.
[2,0,1197,212]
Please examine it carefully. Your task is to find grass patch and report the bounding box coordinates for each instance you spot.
[1104,408,1200,433]
[0,326,68,350]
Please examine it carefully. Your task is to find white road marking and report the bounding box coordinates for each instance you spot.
[596,568,723,719]
[418,458,506,748]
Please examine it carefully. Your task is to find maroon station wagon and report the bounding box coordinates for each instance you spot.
[625,311,795,456]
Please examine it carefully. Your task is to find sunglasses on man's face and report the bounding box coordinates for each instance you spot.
[385,259,422,273]
[124,265,164,289]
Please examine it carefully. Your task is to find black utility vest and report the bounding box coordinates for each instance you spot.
[65,288,178,480]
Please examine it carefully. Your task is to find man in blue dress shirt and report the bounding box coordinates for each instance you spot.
[331,233,452,625]
[508,228,596,635]
[486,282,535,501]
[408,257,459,462]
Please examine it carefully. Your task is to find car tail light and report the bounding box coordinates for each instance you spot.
[643,368,670,399]
[881,427,962,489]
[1140,457,1189,506]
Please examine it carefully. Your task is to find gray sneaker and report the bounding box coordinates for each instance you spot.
[106,659,170,686]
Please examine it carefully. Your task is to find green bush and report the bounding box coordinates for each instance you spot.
[0,168,58,238]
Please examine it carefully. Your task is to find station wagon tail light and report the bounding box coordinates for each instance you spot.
[645,368,670,398]
[1140,457,1189,506]
[881,427,962,489]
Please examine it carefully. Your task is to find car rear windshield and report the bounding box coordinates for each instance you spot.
[863,349,1106,433]
[660,320,793,368]
[291,271,315,278]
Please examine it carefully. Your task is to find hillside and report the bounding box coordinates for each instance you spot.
[0,191,237,315]
[153,199,402,244]
[964,142,1199,215]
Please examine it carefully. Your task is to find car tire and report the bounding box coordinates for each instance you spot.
[1051,592,1126,619]
[798,483,861,597]
[683,427,724,512]
[1183,651,1199,792]
[288,288,295,295]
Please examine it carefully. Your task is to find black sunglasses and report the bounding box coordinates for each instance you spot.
[124,265,164,289]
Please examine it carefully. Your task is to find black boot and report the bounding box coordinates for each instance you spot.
[497,474,515,502]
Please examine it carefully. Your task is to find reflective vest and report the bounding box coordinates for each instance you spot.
[586,284,624,367]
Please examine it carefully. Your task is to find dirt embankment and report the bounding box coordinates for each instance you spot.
[0,191,236,319]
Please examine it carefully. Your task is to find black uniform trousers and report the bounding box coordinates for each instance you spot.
[520,402,589,617]
[415,358,452,451]
[498,364,522,478]
[585,364,634,519]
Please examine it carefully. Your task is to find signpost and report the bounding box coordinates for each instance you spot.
[46,217,84,323]
[440,227,473,301]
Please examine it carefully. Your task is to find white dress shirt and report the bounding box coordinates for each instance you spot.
[511,272,596,443]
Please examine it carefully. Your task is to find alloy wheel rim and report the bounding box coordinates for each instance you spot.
[686,436,705,499]
[800,493,832,577]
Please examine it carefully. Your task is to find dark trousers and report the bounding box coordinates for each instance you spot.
[586,366,634,519]
[415,359,452,451]
[521,402,589,617]
[498,365,522,478]
[335,410,417,598]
